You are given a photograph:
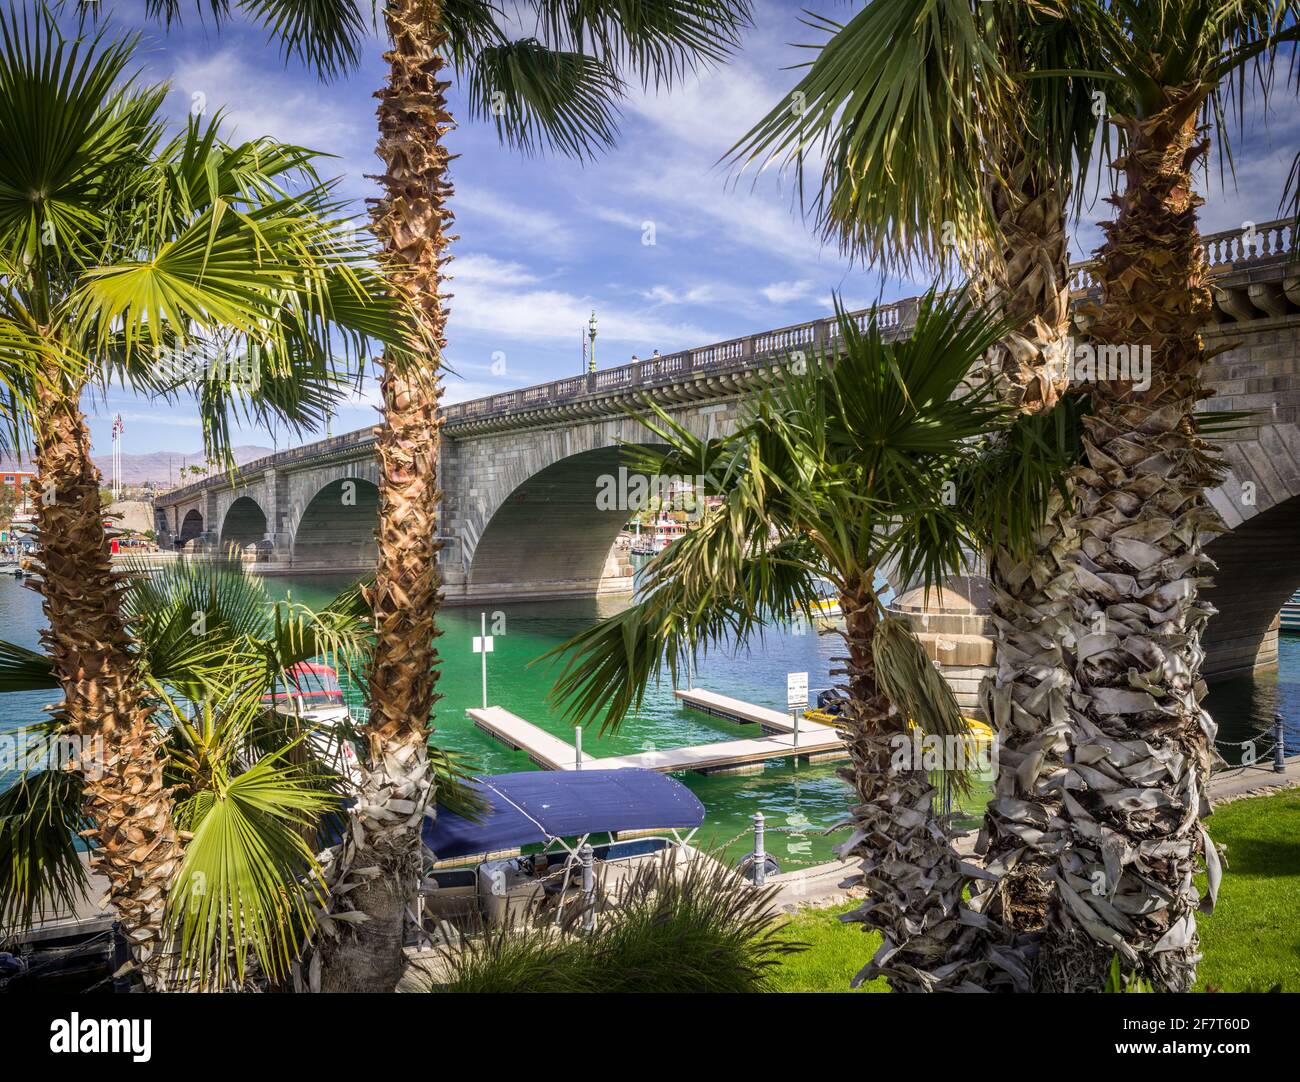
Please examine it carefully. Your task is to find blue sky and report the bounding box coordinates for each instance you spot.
[69,1,1300,457]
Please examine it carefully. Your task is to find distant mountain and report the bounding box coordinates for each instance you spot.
[0,446,274,486]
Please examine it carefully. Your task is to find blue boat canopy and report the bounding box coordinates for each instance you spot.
[422,769,706,861]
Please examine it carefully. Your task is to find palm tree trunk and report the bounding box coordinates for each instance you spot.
[971,147,1077,947]
[981,146,1071,416]
[836,578,1027,992]
[977,498,1075,937]
[317,0,450,992]
[1038,89,1221,993]
[32,382,182,988]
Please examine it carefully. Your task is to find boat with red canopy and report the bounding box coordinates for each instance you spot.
[261,662,360,782]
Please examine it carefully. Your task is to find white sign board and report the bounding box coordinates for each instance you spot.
[787,671,808,709]
[472,636,495,653]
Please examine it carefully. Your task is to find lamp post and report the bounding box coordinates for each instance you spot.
[587,310,598,374]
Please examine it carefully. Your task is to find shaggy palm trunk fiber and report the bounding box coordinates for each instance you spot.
[32,384,182,988]
[973,149,1077,946]
[835,579,1027,992]
[317,0,450,992]
[1038,89,1222,993]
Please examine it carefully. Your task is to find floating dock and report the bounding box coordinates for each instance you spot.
[673,687,807,733]
[469,706,594,770]
[468,688,847,777]
[595,728,844,774]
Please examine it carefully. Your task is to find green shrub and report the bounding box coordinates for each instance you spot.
[430,849,805,993]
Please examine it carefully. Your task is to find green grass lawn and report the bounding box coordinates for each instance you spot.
[769,787,1300,992]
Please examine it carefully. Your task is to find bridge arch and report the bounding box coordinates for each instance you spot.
[219,495,268,553]
[178,509,204,545]
[291,477,379,568]
[1200,422,1300,679]
[466,445,656,599]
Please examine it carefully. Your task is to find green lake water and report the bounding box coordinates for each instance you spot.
[2,568,1296,869]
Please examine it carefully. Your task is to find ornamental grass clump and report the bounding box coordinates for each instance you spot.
[430,849,804,993]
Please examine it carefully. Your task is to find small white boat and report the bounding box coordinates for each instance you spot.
[1282,590,1300,632]
[262,662,362,784]
[629,515,687,556]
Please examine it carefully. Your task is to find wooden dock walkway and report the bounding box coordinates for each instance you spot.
[674,687,807,733]
[468,690,847,776]
[595,727,845,773]
[468,706,594,771]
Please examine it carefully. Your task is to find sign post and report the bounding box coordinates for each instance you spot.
[787,671,808,749]
[472,612,495,709]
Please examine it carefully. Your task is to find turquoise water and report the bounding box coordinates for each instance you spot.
[270,574,855,865]
[3,568,1296,867]
[0,571,856,866]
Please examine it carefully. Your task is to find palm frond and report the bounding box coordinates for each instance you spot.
[464,38,625,159]
[534,0,752,88]
[725,1,1000,268]
[952,394,1087,566]
[0,638,57,692]
[0,768,91,936]
[240,0,366,79]
[541,524,821,734]
[165,745,335,988]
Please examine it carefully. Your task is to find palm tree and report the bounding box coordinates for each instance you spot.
[543,293,1078,992]
[726,0,1105,956]
[0,13,410,986]
[0,559,366,987]
[146,0,754,990]
[0,558,480,989]
[1020,0,1299,993]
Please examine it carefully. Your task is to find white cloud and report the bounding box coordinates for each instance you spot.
[448,276,721,350]
[591,205,652,231]
[165,49,369,175]
[455,187,579,253]
[641,283,721,306]
[451,253,541,286]
[114,412,202,429]
[761,279,815,305]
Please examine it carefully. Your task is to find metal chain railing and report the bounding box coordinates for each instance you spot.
[1212,713,1289,774]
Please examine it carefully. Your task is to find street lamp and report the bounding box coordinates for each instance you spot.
[587,309,598,374]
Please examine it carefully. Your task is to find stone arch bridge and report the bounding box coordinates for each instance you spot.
[155,218,1300,683]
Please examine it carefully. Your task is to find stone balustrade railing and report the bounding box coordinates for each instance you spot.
[1068,217,1295,292]
[158,216,1296,503]
[438,295,926,426]
[158,427,376,502]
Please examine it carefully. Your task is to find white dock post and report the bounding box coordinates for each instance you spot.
[575,726,583,770]
[471,612,494,709]
[786,672,807,755]
[752,812,766,887]
[1275,713,1286,774]
[579,843,595,933]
